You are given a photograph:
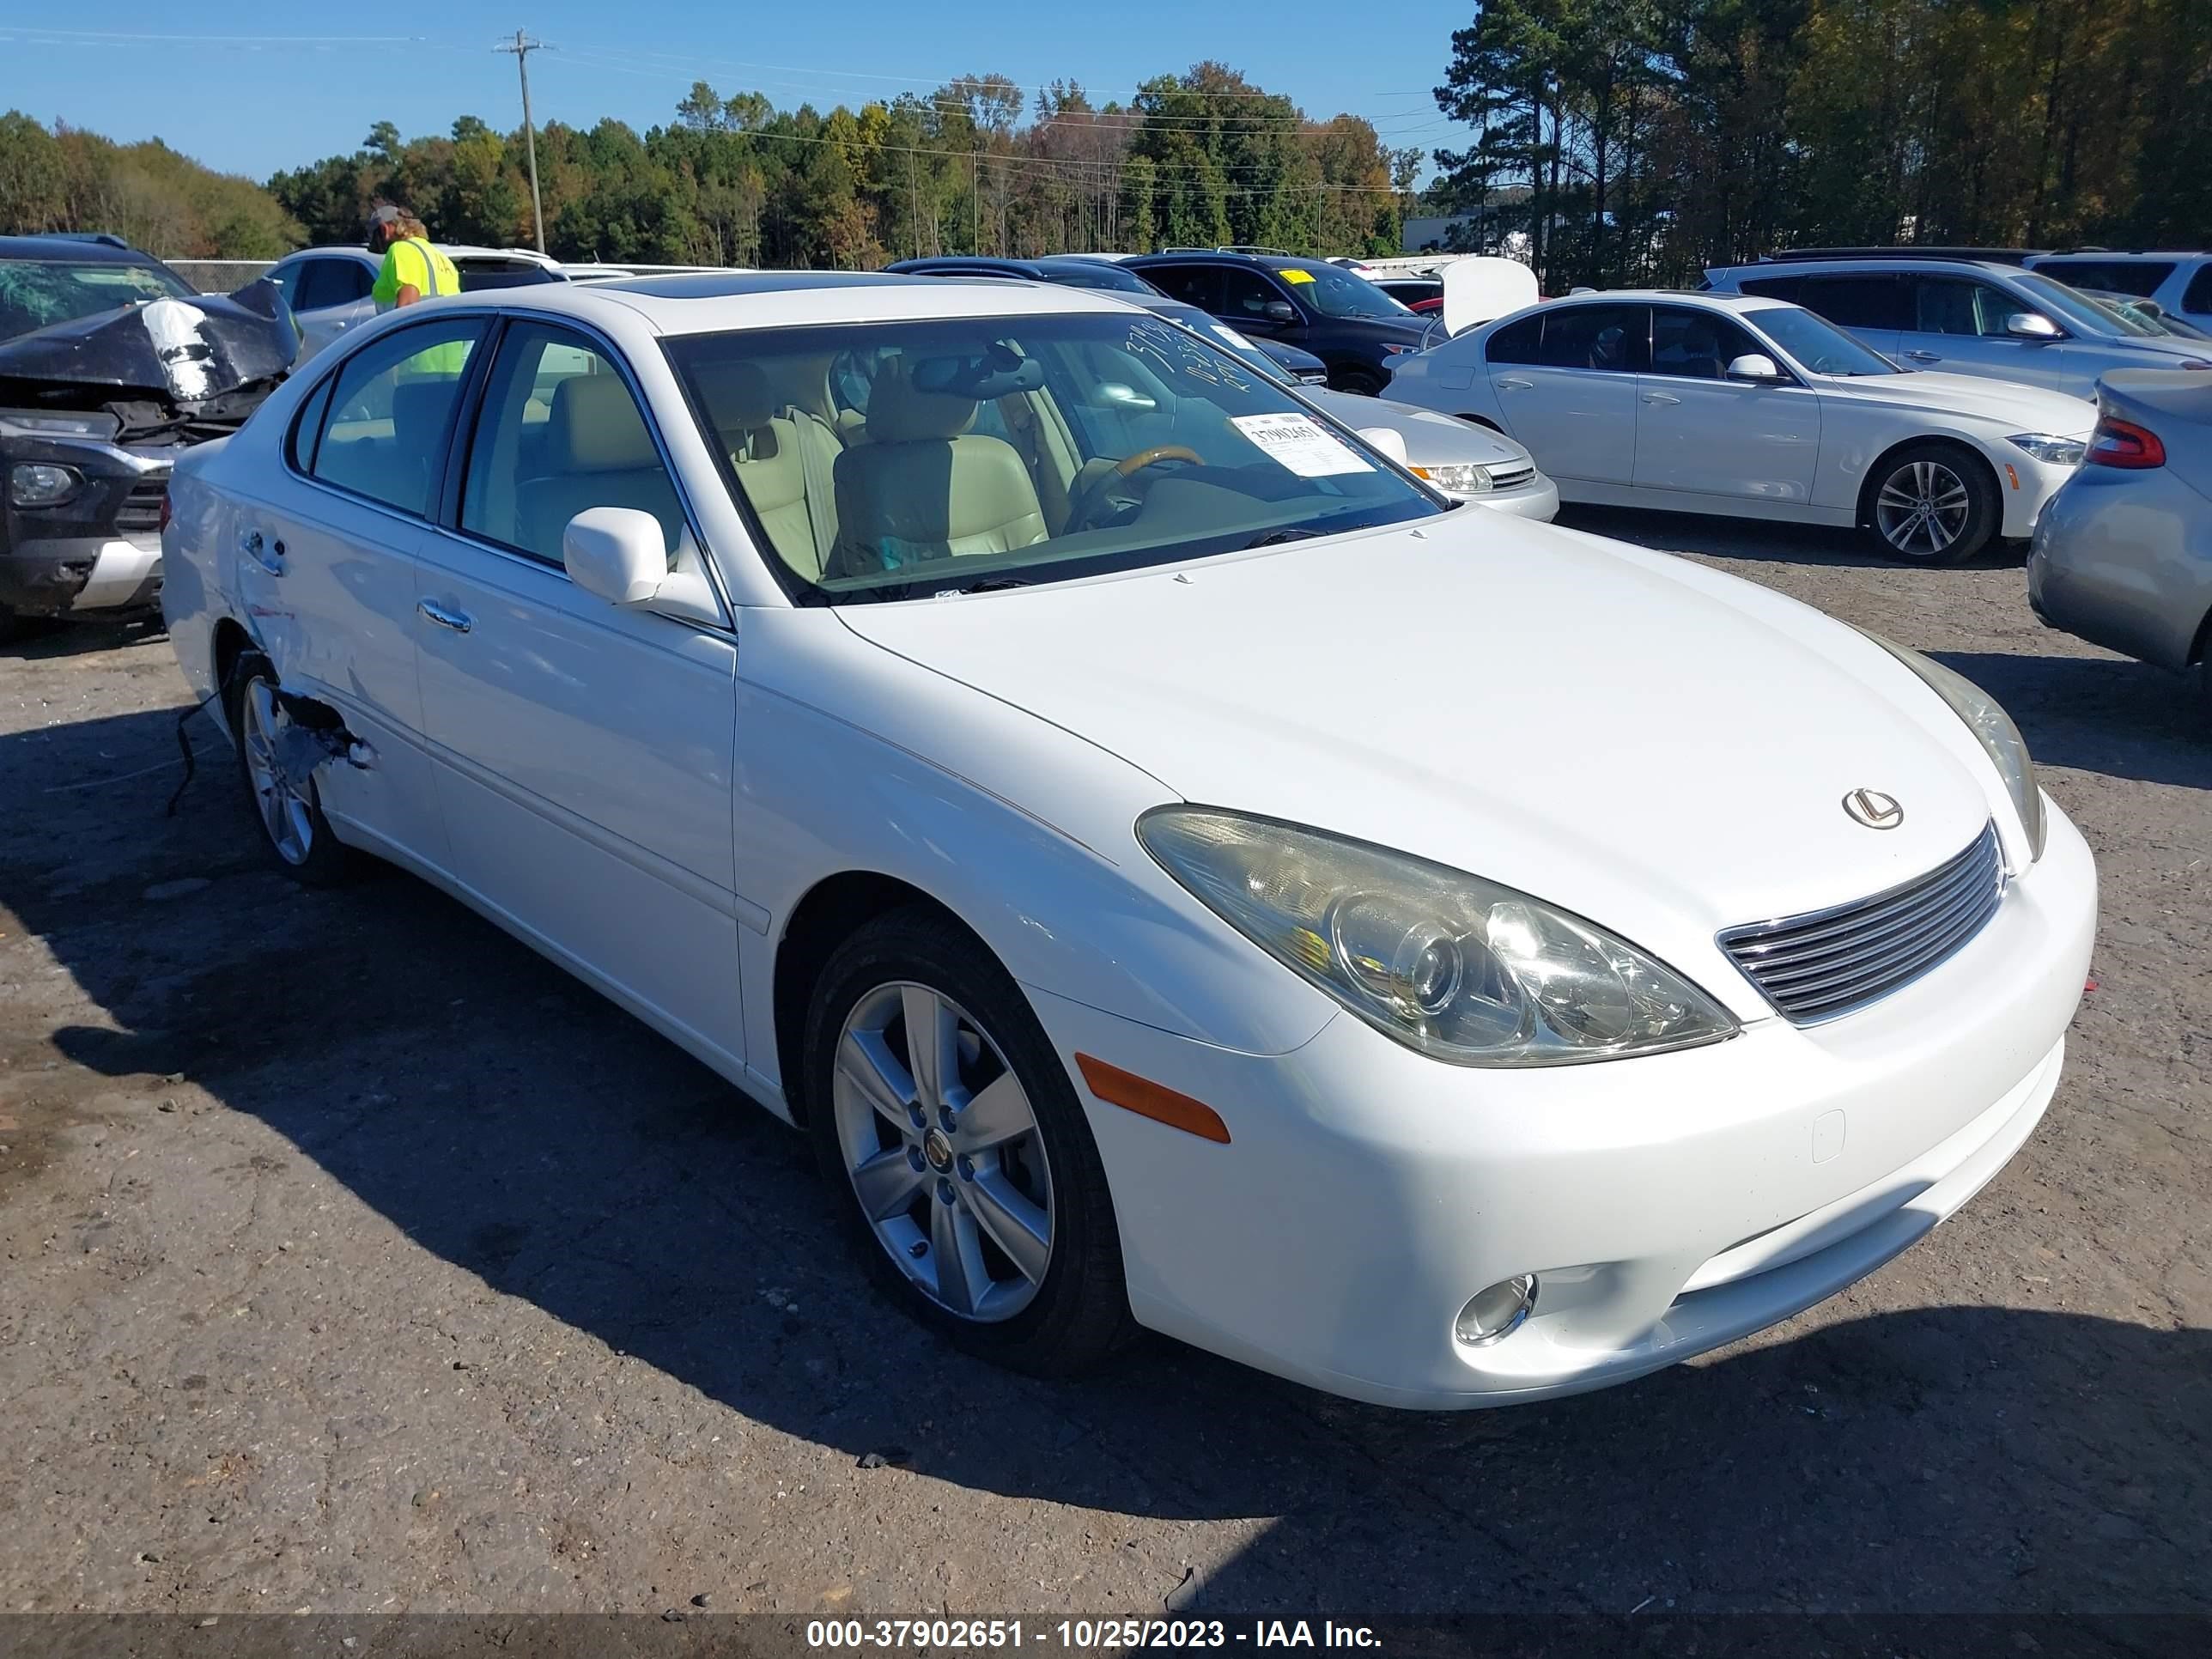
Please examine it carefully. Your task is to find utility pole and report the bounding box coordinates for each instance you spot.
[495,30,549,253]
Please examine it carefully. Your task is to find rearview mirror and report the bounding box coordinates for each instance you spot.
[1357,426,1410,466]
[2006,312,2063,341]
[1724,353,1785,383]
[564,507,669,605]
[1262,300,1298,324]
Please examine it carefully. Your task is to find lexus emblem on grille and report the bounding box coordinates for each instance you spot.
[1842,788,1905,830]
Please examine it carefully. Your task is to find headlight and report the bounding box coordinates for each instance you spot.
[1412,462,1492,495]
[1137,808,1738,1066]
[1379,343,1419,356]
[8,462,81,507]
[1866,635,2046,862]
[2008,433,2087,466]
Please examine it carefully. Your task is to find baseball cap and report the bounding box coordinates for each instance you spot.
[366,204,410,231]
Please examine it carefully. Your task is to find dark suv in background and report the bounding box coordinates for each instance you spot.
[0,234,295,639]
[1124,251,1428,393]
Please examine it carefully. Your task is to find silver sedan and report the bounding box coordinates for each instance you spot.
[2028,368,2212,716]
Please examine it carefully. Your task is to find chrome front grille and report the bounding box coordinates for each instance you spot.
[1487,464,1537,490]
[1719,824,2005,1024]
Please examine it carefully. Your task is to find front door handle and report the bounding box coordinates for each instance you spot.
[1495,376,1534,392]
[240,529,286,575]
[417,599,473,635]
[1905,349,1942,362]
[1641,391,1682,405]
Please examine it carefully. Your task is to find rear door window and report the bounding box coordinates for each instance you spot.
[1537,304,1647,372]
[2037,258,2175,298]
[306,319,485,517]
[1800,275,1907,331]
[1486,313,1542,364]
[1737,275,1806,304]
[1143,264,1223,312]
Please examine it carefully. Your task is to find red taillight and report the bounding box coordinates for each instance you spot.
[2086,416,2166,469]
[158,488,172,532]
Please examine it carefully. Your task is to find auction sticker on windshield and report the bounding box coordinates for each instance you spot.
[1231,413,1375,478]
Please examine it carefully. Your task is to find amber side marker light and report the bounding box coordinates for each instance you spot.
[1074,1054,1231,1144]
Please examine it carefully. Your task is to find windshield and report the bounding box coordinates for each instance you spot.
[669,313,1436,602]
[2063,285,2196,339]
[0,258,196,342]
[1200,321,1297,386]
[1276,263,1413,320]
[2011,271,2149,337]
[1042,260,1159,295]
[1751,304,1899,376]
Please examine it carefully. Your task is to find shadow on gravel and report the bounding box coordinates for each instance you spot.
[1934,650,2211,789]
[1554,505,2027,571]
[5,707,2209,1616]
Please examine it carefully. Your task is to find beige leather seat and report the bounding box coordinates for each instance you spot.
[692,361,841,580]
[832,369,1047,574]
[521,374,684,561]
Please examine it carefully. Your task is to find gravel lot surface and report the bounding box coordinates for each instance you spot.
[2,509,2206,1621]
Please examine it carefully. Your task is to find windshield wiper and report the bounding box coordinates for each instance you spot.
[944,575,1033,595]
[1243,527,1324,550]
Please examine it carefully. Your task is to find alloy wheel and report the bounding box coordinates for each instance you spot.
[1875,459,1972,557]
[238,678,314,866]
[830,981,1055,1322]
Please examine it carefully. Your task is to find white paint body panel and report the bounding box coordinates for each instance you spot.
[160,275,2097,1407]
[1389,292,2094,538]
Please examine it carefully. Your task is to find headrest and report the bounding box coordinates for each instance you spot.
[550,374,660,472]
[390,377,454,440]
[866,368,977,444]
[691,359,779,435]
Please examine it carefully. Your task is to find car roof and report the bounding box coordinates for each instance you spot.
[1533,289,1790,313]
[1717,255,2028,277]
[278,244,558,265]
[456,269,1138,334]
[0,233,173,266]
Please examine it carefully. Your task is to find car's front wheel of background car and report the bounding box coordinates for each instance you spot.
[226,656,354,887]
[803,906,1135,1377]
[1333,368,1384,396]
[1863,441,2000,565]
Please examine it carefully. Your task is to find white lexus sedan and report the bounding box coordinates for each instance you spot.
[1387,291,2097,563]
[162,273,2096,1409]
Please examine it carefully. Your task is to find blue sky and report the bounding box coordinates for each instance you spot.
[0,4,1474,183]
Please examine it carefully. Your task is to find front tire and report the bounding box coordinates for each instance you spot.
[227,657,354,887]
[1863,442,2000,564]
[803,907,1134,1376]
[1333,367,1385,396]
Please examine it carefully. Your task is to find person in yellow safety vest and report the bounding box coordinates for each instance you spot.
[366,204,461,311]
[363,204,469,379]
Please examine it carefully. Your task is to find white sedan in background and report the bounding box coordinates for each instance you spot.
[163,274,2093,1408]
[1388,291,2096,562]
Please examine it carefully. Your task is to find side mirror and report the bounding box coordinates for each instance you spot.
[1724,353,1785,383]
[564,507,671,605]
[2006,312,2063,341]
[1357,426,1410,466]
[1262,300,1298,325]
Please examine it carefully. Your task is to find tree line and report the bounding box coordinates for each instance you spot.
[1431,0,2212,289]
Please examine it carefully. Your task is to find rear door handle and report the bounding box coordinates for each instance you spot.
[417,599,473,635]
[1641,391,1682,405]
[1495,376,1534,392]
[240,529,285,575]
[1905,350,1942,362]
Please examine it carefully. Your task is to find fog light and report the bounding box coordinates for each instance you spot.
[9,462,81,507]
[1454,1274,1537,1346]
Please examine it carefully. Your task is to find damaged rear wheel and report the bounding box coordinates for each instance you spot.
[228,658,354,887]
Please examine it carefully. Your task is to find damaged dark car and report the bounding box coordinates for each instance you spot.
[0,234,296,640]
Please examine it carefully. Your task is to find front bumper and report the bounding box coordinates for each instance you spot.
[1034,801,2095,1408]
[1462,473,1560,522]
[1,432,171,618]
[1998,453,2081,540]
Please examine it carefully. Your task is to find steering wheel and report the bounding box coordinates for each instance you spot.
[1071,445,1205,527]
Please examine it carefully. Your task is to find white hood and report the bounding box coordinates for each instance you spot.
[1308,389,1532,469]
[1812,368,2095,434]
[836,515,2001,963]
